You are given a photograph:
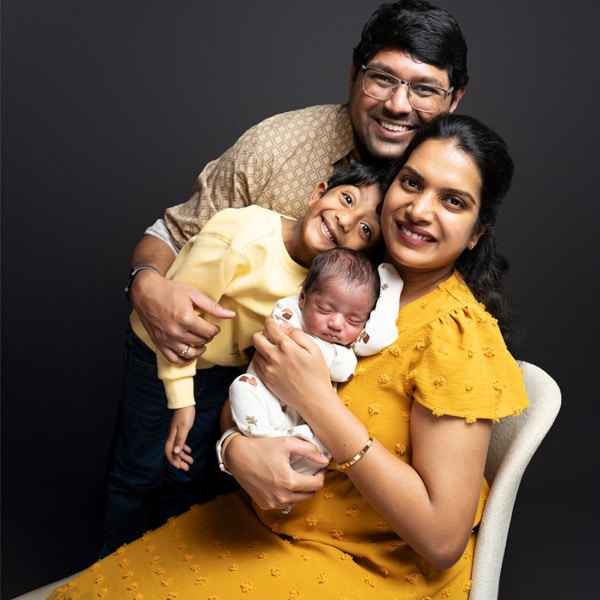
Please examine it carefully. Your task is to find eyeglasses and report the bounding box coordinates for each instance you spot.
[360,65,454,114]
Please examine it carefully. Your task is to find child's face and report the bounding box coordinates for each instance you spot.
[300,181,383,259]
[299,278,374,346]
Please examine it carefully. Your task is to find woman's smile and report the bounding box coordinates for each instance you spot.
[382,138,483,279]
[397,221,436,245]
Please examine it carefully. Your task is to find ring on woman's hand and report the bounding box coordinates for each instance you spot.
[281,504,293,515]
[179,343,190,358]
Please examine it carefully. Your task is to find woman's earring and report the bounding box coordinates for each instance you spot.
[467,241,475,250]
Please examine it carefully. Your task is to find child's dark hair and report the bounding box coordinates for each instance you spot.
[323,160,394,198]
[302,247,381,310]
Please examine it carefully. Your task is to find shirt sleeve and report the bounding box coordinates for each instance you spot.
[410,304,529,422]
[163,121,274,249]
[144,218,180,256]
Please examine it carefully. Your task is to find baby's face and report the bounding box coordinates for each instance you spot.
[299,279,374,346]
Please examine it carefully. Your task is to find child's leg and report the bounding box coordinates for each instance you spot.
[230,368,331,476]
[230,367,297,436]
[102,331,243,558]
[101,326,175,556]
[165,364,244,505]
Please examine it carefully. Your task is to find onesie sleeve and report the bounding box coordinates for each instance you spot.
[326,346,358,383]
[410,304,529,422]
[354,263,403,356]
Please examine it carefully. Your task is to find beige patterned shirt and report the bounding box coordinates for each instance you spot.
[164,104,360,249]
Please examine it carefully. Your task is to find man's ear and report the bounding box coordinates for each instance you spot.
[348,63,359,96]
[448,86,467,113]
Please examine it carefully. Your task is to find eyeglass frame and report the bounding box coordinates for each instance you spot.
[360,64,454,113]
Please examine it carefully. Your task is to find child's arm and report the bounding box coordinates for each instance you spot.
[165,406,196,470]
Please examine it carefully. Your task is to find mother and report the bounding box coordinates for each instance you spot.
[224,113,529,591]
[50,114,528,599]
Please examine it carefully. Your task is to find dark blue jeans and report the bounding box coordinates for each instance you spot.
[100,327,243,557]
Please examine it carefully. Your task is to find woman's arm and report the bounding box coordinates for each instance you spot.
[250,316,492,569]
[220,399,328,509]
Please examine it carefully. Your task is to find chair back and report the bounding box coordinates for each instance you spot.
[470,360,561,600]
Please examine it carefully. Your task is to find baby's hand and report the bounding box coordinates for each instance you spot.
[165,406,196,470]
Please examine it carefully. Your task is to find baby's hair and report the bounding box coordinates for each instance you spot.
[302,248,380,309]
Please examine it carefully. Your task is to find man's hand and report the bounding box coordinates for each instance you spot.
[128,234,235,364]
[132,270,235,364]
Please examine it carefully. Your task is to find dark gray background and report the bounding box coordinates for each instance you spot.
[2,1,598,597]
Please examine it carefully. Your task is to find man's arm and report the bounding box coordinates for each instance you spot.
[126,121,265,363]
[128,107,326,362]
[127,234,234,364]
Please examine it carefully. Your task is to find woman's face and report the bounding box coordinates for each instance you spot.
[381,138,484,280]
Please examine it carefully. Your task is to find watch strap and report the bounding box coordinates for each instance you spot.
[124,264,160,300]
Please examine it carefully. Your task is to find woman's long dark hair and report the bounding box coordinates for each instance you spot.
[392,114,517,345]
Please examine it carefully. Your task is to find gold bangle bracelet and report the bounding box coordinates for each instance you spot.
[334,436,374,471]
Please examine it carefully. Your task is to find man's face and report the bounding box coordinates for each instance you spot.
[348,49,465,160]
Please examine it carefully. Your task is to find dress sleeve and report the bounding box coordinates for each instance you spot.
[410,304,529,422]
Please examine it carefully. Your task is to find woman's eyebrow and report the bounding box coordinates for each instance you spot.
[442,186,478,206]
[402,165,477,206]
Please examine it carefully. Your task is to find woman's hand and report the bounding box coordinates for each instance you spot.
[251,316,332,413]
[225,434,328,510]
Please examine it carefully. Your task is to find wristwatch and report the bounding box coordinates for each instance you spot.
[124,264,160,300]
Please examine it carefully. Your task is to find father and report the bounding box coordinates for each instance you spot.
[102,0,469,555]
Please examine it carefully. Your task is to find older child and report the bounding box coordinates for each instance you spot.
[103,161,392,554]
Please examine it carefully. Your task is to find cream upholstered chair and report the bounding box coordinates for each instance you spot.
[469,360,561,600]
[12,361,561,600]
[11,573,80,600]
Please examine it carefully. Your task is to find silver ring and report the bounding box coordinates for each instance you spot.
[281,504,293,515]
[179,343,190,358]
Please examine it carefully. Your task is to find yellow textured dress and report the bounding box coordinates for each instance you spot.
[50,272,528,600]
